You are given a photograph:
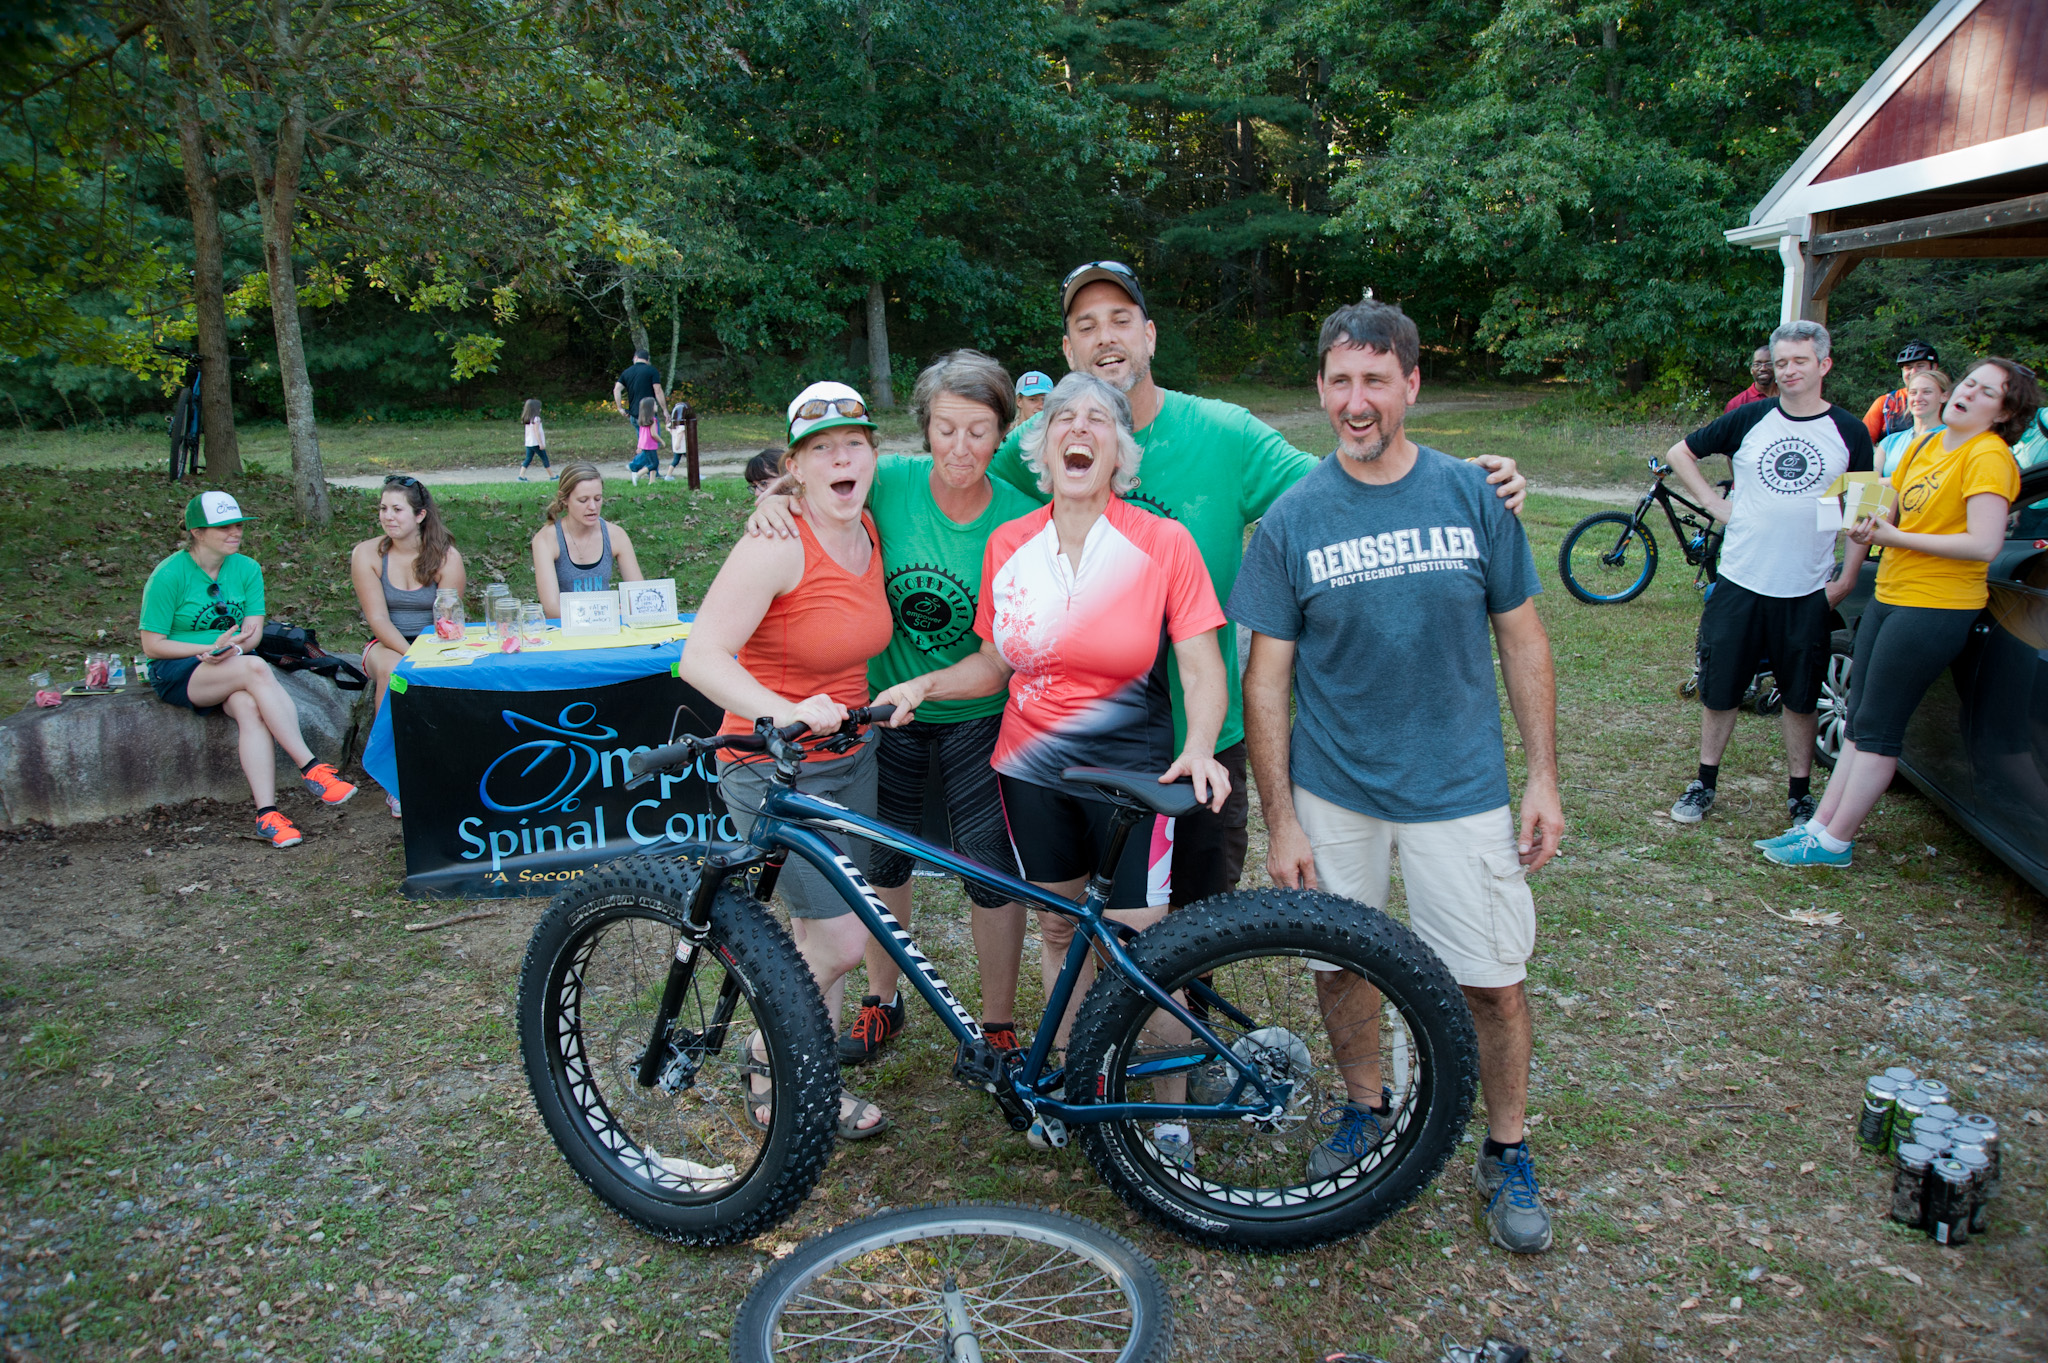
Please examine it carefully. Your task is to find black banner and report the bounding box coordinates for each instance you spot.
[391,673,732,899]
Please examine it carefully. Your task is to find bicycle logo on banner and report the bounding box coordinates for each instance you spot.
[479,703,618,814]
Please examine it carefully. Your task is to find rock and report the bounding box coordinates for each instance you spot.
[0,662,372,826]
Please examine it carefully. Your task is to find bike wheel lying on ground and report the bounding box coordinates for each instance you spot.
[517,856,839,1245]
[1067,888,1478,1252]
[731,1201,1172,1363]
[1557,512,1658,604]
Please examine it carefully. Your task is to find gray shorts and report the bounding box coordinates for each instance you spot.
[718,739,877,919]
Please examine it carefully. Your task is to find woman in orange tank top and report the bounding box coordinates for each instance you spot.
[678,381,895,1140]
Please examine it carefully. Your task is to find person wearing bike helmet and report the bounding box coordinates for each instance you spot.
[679,381,895,1141]
[747,352,1042,1066]
[139,492,358,848]
[1864,339,1940,442]
[1876,367,1950,479]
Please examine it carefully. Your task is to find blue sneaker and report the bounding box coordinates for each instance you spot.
[1762,831,1852,868]
[1476,1144,1553,1253]
[1753,823,1810,850]
[1307,1088,1394,1180]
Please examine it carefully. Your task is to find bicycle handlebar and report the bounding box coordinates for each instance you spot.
[626,705,896,780]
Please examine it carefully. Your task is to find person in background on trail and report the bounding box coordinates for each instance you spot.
[1235,298,1561,1254]
[530,461,644,618]
[745,449,785,496]
[1761,359,2039,869]
[613,348,666,434]
[678,381,895,1143]
[519,399,550,480]
[140,492,358,849]
[351,476,467,817]
[627,397,662,486]
[877,371,1232,1165]
[1012,370,1053,428]
[666,398,694,479]
[1864,339,1940,442]
[746,351,1041,1067]
[986,261,1527,918]
[1877,368,1950,479]
[1662,321,1873,833]
[1724,346,1777,412]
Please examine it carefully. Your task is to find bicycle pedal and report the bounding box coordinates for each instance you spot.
[951,1037,1005,1087]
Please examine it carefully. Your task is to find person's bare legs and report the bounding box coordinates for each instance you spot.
[1810,744,1896,844]
[971,901,1027,1025]
[1780,708,1817,780]
[1464,983,1531,1145]
[1813,738,1860,827]
[788,913,884,1132]
[1698,706,1740,766]
[186,656,314,768]
[1314,969,1385,1105]
[217,691,278,810]
[1032,877,1089,1047]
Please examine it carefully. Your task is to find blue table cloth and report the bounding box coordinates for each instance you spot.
[360,618,694,799]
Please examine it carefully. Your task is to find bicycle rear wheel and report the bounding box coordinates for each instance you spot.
[1067,889,1477,1252]
[516,857,839,1245]
[1557,511,1657,603]
[731,1202,1171,1363]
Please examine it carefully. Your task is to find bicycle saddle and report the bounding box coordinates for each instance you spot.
[1061,767,1202,818]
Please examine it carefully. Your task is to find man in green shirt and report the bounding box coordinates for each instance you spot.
[989,261,1526,906]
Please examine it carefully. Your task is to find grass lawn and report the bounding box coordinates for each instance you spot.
[2,471,2043,1360]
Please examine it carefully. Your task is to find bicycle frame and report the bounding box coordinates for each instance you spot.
[643,774,1295,1129]
[1635,463,1724,587]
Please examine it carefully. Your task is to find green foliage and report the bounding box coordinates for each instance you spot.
[1825,259,2048,405]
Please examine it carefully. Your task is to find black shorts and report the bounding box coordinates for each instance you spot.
[1845,600,1978,757]
[148,656,218,714]
[1168,740,1249,907]
[997,775,1157,912]
[1697,579,1829,713]
[868,715,1020,908]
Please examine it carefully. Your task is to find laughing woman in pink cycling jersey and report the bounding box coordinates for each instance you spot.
[875,371,1229,1157]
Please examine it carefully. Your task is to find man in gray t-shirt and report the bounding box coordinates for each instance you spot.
[1230,300,1563,1255]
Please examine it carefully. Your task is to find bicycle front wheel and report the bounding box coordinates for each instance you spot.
[517,857,839,1245]
[1557,511,1657,603]
[731,1201,1172,1363]
[1067,889,1477,1252]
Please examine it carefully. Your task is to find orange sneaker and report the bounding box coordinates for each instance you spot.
[983,1024,1021,1054]
[301,762,356,805]
[257,810,303,848]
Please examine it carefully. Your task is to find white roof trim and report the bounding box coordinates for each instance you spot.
[1729,127,2048,249]
[1744,0,1982,229]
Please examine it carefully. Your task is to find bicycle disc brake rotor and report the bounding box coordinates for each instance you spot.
[1185,1026,1314,1115]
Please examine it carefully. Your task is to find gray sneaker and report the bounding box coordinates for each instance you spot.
[1306,1088,1393,1181]
[1668,780,1716,823]
[1475,1143,1553,1254]
[1787,792,1819,826]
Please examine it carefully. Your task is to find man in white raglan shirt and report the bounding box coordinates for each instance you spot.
[1664,320,1874,831]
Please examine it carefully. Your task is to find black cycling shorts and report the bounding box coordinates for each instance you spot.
[997,775,1159,912]
[1697,578,1829,713]
[1168,740,1248,907]
[867,714,1020,908]
[1845,599,1977,757]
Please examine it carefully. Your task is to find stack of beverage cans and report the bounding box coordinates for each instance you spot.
[1859,1067,2000,1244]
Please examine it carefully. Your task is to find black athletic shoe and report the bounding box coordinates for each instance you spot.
[837,994,906,1066]
[1787,793,1819,826]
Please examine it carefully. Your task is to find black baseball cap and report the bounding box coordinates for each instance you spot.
[1061,260,1148,318]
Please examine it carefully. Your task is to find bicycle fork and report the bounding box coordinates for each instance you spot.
[632,848,761,1090]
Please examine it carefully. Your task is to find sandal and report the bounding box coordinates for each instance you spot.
[837,1089,891,1142]
[741,1031,773,1133]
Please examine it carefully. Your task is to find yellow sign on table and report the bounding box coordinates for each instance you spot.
[404,620,691,668]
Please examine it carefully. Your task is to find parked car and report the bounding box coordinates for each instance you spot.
[1816,463,2048,895]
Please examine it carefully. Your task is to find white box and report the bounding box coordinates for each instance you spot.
[559,590,622,636]
[617,578,678,627]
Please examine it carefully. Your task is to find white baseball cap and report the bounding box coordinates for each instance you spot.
[184,490,252,529]
[786,381,878,445]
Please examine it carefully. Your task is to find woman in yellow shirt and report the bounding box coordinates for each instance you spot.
[1761,358,2040,868]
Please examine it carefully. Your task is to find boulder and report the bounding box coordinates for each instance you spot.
[0,661,374,827]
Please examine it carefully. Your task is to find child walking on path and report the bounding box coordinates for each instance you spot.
[628,398,661,486]
[520,399,550,480]
[667,399,693,478]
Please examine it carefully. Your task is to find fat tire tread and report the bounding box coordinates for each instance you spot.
[517,855,837,1246]
[730,1200,1172,1363]
[1558,511,1657,604]
[1068,888,1477,1252]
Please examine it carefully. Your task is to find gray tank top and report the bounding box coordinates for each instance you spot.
[553,519,614,596]
[381,551,437,640]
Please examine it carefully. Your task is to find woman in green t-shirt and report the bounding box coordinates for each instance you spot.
[139,492,358,849]
[749,351,1039,1065]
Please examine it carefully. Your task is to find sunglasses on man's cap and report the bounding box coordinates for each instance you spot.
[1061,260,1147,317]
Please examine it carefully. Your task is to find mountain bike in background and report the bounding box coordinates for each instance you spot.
[162,346,204,482]
[1556,455,1726,605]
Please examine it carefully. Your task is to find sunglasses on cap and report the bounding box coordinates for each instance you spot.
[1062,260,1139,289]
[792,396,868,422]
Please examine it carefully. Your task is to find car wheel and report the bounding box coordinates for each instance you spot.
[1814,629,1853,769]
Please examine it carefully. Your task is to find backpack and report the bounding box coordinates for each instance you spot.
[254,623,369,691]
